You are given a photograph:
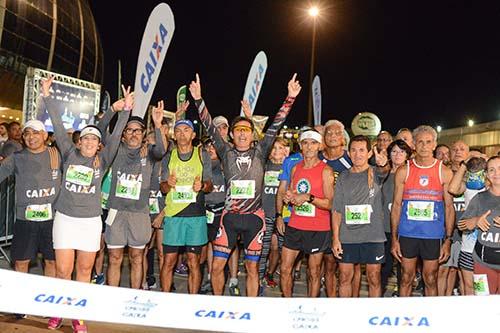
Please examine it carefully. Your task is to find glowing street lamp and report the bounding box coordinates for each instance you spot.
[308,6,319,17]
[467,119,474,127]
[436,125,442,133]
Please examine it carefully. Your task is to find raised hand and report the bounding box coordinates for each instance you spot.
[152,100,164,128]
[41,76,55,97]
[175,100,190,120]
[241,100,252,119]
[373,145,388,167]
[287,73,302,98]
[112,98,125,112]
[121,85,134,111]
[189,73,202,100]
[193,175,202,192]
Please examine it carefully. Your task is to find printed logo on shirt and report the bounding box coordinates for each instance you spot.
[26,187,56,198]
[235,155,252,171]
[419,175,429,187]
[296,178,311,194]
[213,184,225,193]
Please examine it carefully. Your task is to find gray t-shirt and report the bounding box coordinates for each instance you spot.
[43,96,129,218]
[149,159,165,216]
[333,167,386,244]
[205,159,225,207]
[262,161,282,218]
[0,148,61,221]
[461,191,500,270]
[381,173,395,234]
[107,129,166,215]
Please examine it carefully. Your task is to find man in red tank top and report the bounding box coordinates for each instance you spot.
[280,130,335,297]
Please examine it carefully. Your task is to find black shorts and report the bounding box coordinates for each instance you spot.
[213,210,265,256]
[10,219,55,261]
[399,236,441,261]
[207,212,222,242]
[283,225,331,255]
[339,242,385,264]
[163,244,202,255]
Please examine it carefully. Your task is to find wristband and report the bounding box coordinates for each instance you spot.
[307,194,315,203]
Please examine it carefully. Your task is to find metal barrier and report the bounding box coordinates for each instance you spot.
[0,176,15,263]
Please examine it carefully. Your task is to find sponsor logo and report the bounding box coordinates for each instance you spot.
[296,179,311,194]
[26,187,56,198]
[481,232,500,243]
[368,316,430,327]
[140,24,169,93]
[235,155,252,171]
[288,305,325,330]
[122,296,158,319]
[195,310,251,320]
[34,294,87,307]
[419,175,429,187]
[247,64,265,109]
[375,255,384,261]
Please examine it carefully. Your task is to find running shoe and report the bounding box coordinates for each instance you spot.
[47,317,63,330]
[199,280,213,294]
[14,313,27,319]
[174,263,189,276]
[262,273,278,288]
[91,273,105,285]
[229,283,241,296]
[71,319,87,333]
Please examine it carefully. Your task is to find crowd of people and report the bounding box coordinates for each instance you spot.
[0,73,499,333]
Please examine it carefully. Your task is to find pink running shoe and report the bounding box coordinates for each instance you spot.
[47,317,63,330]
[71,319,88,333]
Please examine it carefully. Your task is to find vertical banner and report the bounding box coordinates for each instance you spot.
[312,75,322,126]
[133,3,175,118]
[240,51,268,116]
[176,85,187,119]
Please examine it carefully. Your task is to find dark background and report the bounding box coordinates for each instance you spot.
[89,0,500,133]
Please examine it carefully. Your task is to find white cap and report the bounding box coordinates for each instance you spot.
[299,130,322,143]
[80,126,102,140]
[212,115,229,128]
[22,120,46,132]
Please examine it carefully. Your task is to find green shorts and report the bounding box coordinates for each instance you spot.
[163,216,208,246]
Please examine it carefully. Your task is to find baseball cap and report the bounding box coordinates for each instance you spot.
[174,119,194,131]
[22,120,46,132]
[80,125,102,140]
[127,116,146,128]
[213,115,229,128]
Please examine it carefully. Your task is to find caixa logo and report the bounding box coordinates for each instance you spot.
[247,64,265,109]
[140,24,168,93]
[34,294,87,307]
[369,316,430,327]
[195,310,251,320]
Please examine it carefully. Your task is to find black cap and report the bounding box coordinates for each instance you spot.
[127,116,145,128]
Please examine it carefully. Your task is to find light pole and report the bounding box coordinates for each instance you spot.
[307,6,319,126]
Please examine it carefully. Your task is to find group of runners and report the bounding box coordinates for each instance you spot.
[0,73,499,333]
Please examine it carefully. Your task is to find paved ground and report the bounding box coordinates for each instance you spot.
[0,246,416,332]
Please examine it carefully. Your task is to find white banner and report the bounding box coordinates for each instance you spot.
[240,51,268,116]
[132,3,175,117]
[312,75,322,126]
[1,269,499,332]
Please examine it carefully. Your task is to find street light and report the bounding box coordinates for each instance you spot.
[436,125,442,133]
[307,5,320,126]
[467,119,474,127]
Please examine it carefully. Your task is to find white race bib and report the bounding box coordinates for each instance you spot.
[295,202,316,217]
[66,164,94,186]
[115,178,142,200]
[406,201,434,221]
[25,204,52,221]
[230,180,255,199]
[206,210,215,224]
[149,198,160,214]
[345,204,372,225]
[172,185,196,203]
[264,171,280,187]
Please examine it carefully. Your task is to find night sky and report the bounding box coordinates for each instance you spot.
[88,0,500,134]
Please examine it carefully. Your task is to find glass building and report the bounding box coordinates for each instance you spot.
[0,0,103,121]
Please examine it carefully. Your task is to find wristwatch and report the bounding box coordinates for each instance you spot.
[307,194,315,203]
